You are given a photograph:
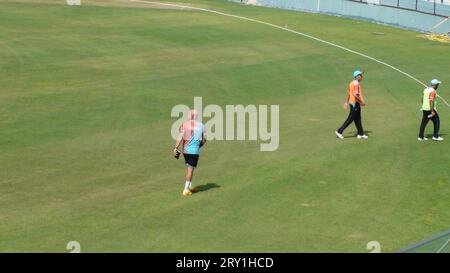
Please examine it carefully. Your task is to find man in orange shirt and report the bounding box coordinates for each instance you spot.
[335,70,369,139]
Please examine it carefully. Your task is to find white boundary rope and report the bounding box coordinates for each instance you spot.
[130,0,450,107]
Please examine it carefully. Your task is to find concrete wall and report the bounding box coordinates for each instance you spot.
[231,0,450,34]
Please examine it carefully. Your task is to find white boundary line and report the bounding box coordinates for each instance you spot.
[431,16,450,31]
[438,94,450,107]
[130,0,450,107]
[437,239,450,253]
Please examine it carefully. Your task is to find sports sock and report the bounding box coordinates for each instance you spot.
[184,181,190,192]
[188,181,193,189]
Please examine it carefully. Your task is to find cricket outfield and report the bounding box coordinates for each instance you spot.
[0,0,449,252]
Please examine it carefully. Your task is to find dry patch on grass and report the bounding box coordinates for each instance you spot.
[417,33,450,44]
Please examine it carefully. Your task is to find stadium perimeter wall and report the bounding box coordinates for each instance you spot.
[229,0,450,34]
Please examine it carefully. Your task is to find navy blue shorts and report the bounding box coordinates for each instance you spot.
[183,154,199,168]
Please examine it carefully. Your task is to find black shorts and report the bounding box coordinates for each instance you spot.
[183,154,199,168]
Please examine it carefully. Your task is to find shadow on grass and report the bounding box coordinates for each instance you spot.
[426,133,447,138]
[194,183,221,193]
[345,130,373,138]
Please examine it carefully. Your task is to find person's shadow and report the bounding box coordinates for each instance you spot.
[194,183,221,193]
[425,133,447,138]
[346,130,373,138]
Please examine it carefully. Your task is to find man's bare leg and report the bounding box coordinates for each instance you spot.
[186,167,194,182]
[183,166,195,195]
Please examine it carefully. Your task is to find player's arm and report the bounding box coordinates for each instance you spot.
[430,95,436,116]
[173,136,183,156]
[199,130,206,148]
[344,94,350,109]
[173,127,184,156]
[354,92,366,106]
[174,135,182,150]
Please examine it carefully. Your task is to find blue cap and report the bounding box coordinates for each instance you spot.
[430,79,442,86]
[353,70,363,78]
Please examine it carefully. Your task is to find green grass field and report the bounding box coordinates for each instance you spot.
[0,0,449,252]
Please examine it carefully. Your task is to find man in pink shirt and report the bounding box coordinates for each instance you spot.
[173,110,207,196]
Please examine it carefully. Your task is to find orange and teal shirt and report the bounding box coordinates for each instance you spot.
[348,80,364,105]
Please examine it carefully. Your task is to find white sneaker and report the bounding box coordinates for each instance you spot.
[335,131,344,139]
[357,135,369,139]
[418,137,429,141]
[432,136,444,141]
